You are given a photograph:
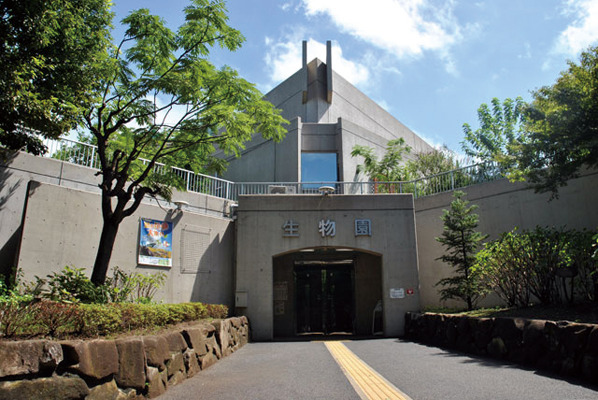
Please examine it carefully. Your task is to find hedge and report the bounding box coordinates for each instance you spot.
[0,300,228,339]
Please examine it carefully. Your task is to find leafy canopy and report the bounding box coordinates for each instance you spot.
[87,0,288,284]
[351,138,411,182]
[461,96,526,164]
[515,45,598,195]
[463,46,598,198]
[0,0,113,154]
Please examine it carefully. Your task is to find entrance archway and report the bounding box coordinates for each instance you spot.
[272,247,382,338]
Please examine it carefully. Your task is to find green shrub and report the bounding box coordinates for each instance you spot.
[37,266,111,304]
[108,267,166,303]
[206,303,228,319]
[78,303,122,336]
[33,301,82,337]
[475,226,597,307]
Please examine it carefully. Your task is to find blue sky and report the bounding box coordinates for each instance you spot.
[112,0,598,154]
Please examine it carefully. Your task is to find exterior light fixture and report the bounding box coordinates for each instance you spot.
[173,200,189,211]
[318,186,335,196]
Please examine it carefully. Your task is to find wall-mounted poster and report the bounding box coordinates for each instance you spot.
[138,218,173,267]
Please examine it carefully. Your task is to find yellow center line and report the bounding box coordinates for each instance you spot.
[324,341,412,400]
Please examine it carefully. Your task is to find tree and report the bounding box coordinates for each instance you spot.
[515,45,598,196]
[351,138,411,181]
[85,0,287,284]
[461,97,527,165]
[405,146,460,179]
[435,191,488,310]
[0,0,113,154]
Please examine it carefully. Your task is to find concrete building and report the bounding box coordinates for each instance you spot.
[217,41,433,185]
[2,41,597,342]
[223,41,429,339]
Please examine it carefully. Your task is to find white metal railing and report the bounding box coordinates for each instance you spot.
[41,137,504,201]
[43,137,234,200]
[229,162,504,200]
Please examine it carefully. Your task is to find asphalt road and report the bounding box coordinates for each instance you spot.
[158,339,598,400]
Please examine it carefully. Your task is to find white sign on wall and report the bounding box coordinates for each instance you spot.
[390,288,405,299]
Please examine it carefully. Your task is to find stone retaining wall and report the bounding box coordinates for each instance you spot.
[405,312,598,385]
[0,317,249,399]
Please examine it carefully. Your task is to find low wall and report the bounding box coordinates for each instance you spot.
[0,317,249,399]
[405,313,598,385]
[414,169,598,308]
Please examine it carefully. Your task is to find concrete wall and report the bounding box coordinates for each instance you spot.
[17,182,235,306]
[235,194,421,340]
[0,150,235,307]
[414,170,598,308]
[0,150,100,280]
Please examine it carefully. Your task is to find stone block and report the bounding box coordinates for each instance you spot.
[164,332,188,354]
[230,317,242,328]
[143,336,170,370]
[581,355,598,383]
[487,337,507,359]
[183,348,200,378]
[560,323,590,355]
[0,341,41,378]
[239,325,249,346]
[0,375,89,400]
[472,318,493,350]
[87,379,119,400]
[182,325,214,356]
[115,337,146,390]
[199,351,219,370]
[166,353,185,378]
[443,316,458,347]
[40,341,64,370]
[146,366,166,399]
[115,388,144,400]
[587,326,598,356]
[167,370,186,387]
[61,340,119,381]
[0,340,63,379]
[217,319,233,357]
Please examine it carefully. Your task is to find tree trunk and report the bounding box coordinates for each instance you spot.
[91,219,120,285]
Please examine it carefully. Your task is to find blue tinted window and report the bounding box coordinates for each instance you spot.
[301,153,337,182]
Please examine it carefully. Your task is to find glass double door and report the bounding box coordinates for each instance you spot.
[295,263,354,335]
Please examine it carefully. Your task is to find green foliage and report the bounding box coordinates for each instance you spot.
[28,266,166,305]
[0,0,113,154]
[436,191,488,310]
[85,0,288,284]
[405,146,461,179]
[474,227,597,307]
[109,266,167,303]
[351,138,412,186]
[0,290,36,337]
[43,266,111,303]
[34,301,82,337]
[515,46,598,197]
[462,97,527,165]
[78,303,122,336]
[0,299,227,338]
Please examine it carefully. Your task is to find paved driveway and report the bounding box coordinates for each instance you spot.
[158,339,598,400]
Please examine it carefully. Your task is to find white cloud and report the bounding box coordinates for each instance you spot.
[301,0,463,60]
[553,0,598,56]
[264,37,370,88]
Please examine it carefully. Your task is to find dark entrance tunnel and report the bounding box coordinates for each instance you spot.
[272,247,382,338]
